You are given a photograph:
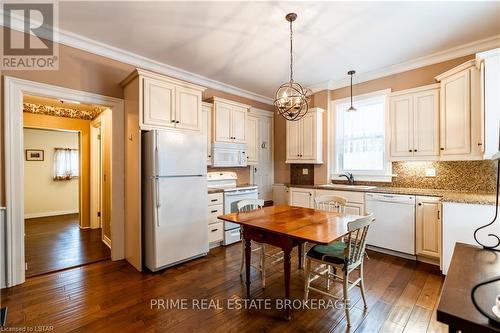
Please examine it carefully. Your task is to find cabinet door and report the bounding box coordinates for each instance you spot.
[247,115,259,164]
[440,69,471,155]
[231,106,247,143]
[413,89,440,157]
[289,188,314,208]
[300,113,316,160]
[390,94,414,157]
[214,102,232,142]
[175,86,201,131]
[286,120,301,161]
[143,77,175,128]
[202,105,212,165]
[416,200,441,258]
[345,202,365,215]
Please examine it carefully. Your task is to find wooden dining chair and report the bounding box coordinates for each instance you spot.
[301,195,348,265]
[237,199,283,288]
[304,214,375,327]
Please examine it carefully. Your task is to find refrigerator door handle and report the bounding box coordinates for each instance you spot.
[155,177,161,227]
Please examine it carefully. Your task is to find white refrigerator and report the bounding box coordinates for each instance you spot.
[142,130,208,272]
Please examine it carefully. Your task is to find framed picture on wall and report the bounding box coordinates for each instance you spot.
[25,149,44,161]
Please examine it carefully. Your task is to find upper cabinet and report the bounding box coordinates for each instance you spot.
[286,107,324,164]
[202,102,212,166]
[390,84,440,160]
[122,69,206,131]
[209,97,249,144]
[246,114,259,164]
[477,48,500,159]
[435,60,482,160]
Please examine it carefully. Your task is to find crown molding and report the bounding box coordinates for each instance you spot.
[310,34,500,93]
[2,14,274,105]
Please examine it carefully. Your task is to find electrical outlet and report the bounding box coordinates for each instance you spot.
[302,168,309,175]
[425,168,436,177]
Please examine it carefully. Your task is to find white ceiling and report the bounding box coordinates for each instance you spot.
[58,1,500,100]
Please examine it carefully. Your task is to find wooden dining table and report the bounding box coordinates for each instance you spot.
[217,204,365,320]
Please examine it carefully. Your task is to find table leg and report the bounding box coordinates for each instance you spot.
[283,247,292,321]
[245,237,251,298]
[298,243,303,270]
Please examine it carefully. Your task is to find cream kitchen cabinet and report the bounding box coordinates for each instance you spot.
[315,189,365,215]
[289,188,315,208]
[210,97,249,144]
[390,84,440,160]
[435,60,482,160]
[477,48,500,159]
[122,68,205,131]
[416,196,441,260]
[286,108,324,164]
[202,102,213,165]
[246,114,259,164]
[208,192,224,247]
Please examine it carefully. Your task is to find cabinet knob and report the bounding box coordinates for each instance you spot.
[440,148,444,150]
[478,142,483,146]
[414,149,418,152]
[171,120,176,123]
[418,203,422,206]
[408,149,412,152]
[176,120,180,124]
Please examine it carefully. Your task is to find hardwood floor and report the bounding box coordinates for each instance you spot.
[24,214,111,277]
[1,245,447,333]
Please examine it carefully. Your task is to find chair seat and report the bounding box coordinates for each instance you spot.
[307,241,347,266]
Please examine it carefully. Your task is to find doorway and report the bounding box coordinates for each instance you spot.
[3,76,125,287]
[22,98,111,277]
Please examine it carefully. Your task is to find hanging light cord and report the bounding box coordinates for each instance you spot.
[289,18,294,83]
[350,74,353,107]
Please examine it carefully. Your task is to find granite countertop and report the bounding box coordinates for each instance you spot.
[285,184,497,205]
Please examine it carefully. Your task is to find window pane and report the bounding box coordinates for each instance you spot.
[336,95,386,173]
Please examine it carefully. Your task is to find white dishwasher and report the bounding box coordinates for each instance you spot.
[365,193,416,256]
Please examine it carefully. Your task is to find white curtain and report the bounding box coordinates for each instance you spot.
[53,148,79,180]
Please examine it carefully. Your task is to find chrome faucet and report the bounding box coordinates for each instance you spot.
[339,172,355,185]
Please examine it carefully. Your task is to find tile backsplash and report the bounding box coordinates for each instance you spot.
[330,160,497,193]
[290,164,315,185]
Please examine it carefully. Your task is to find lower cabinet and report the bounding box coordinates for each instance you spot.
[208,193,224,247]
[315,189,365,214]
[289,188,315,208]
[416,196,441,260]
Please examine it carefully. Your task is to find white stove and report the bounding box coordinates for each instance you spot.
[207,172,258,245]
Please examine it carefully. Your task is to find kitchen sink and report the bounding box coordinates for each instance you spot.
[318,184,376,191]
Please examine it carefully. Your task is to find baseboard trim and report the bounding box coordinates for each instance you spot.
[103,235,111,249]
[24,209,79,219]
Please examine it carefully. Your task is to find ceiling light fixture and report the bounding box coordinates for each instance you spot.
[274,13,311,121]
[347,70,357,112]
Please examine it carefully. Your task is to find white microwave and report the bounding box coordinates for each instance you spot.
[212,142,248,167]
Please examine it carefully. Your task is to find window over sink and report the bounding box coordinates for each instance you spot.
[329,89,392,182]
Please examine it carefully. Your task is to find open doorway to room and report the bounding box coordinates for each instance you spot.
[22,95,111,277]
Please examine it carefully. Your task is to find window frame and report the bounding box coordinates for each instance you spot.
[328,88,392,183]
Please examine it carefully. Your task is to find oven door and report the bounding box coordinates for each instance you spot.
[223,189,258,231]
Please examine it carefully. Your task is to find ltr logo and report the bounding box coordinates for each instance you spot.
[3,3,54,55]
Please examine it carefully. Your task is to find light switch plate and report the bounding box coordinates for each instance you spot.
[302,168,309,175]
[425,168,436,177]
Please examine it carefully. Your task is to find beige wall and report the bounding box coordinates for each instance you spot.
[23,128,79,218]
[23,113,92,227]
[273,54,476,185]
[0,26,273,206]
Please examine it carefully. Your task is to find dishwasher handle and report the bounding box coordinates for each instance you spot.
[366,193,415,204]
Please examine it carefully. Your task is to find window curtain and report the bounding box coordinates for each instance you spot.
[53,148,79,180]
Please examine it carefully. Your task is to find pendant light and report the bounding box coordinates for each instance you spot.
[274,13,311,121]
[347,70,357,112]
